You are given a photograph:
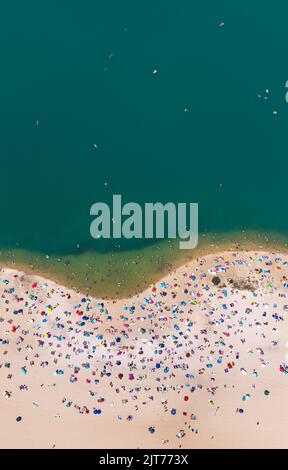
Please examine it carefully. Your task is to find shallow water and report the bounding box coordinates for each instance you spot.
[0,231,286,298]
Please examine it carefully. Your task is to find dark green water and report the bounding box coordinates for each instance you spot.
[0,1,288,294]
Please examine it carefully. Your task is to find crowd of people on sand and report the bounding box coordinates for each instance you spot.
[1,251,288,446]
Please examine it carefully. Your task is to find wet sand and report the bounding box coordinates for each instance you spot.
[1,250,288,448]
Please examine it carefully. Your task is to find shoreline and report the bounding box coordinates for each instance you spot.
[0,231,287,299]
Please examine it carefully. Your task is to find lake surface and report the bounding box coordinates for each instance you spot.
[0,1,287,294]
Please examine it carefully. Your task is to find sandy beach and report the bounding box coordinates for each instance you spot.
[1,249,288,449]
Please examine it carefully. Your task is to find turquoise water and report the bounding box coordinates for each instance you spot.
[0,1,288,258]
